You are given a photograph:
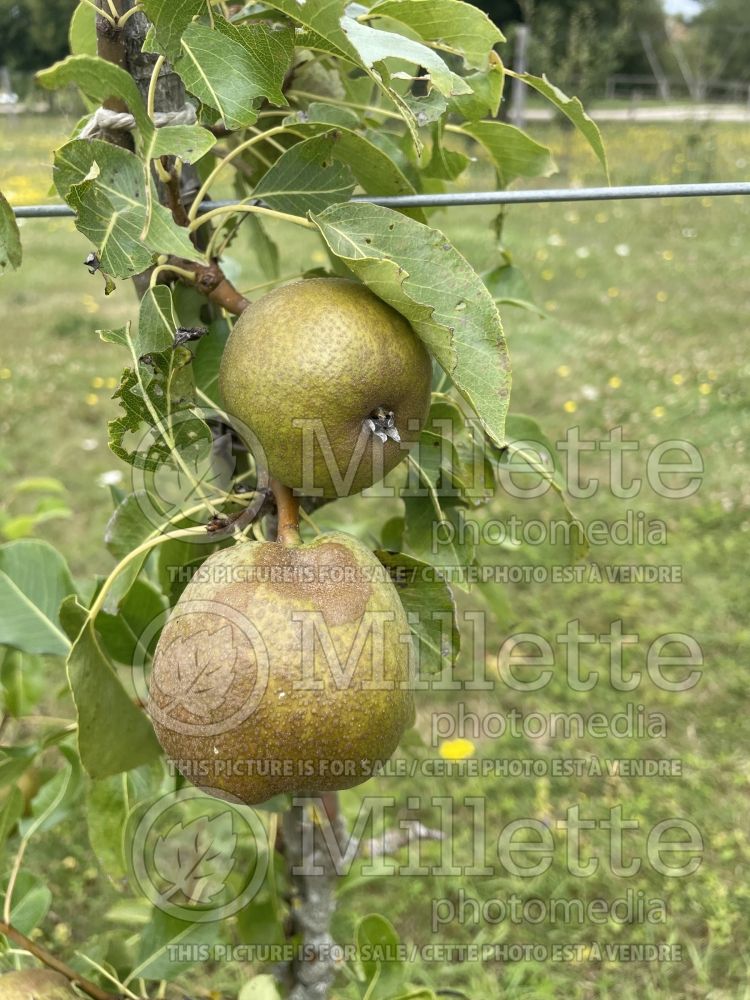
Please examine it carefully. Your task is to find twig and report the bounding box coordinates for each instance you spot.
[0,921,119,1000]
[155,256,250,314]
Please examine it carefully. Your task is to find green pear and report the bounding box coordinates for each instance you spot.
[0,970,76,1000]
[148,532,414,804]
[219,277,432,497]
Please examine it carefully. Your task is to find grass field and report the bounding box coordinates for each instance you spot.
[2,113,750,999]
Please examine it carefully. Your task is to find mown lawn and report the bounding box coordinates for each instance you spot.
[1,113,749,999]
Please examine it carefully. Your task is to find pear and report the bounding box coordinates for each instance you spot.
[148,532,414,804]
[219,277,432,497]
[0,970,76,1000]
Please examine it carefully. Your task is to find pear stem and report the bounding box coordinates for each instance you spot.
[272,478,301,546]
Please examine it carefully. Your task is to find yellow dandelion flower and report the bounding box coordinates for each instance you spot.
[662,250,674,261]
[82,294,99,314]
[91,376,105,389]
[106,376,119,389]
[595,211,608,223]
[85,393,99,406]
[541,269,554,281]
[439,738,475,761]
[701,197,712,207]
[608,375,622,389]
[652,405,666,418]
[607,287,620,298]
[698,383,712,395]
[535,248,549,262]
[707,369,718,381]
[656,290,668,302]
[671,373,684,385]
[0,368,11,380]
[564,400,577,413]
[557,365,571,378]
[310,249,327,264]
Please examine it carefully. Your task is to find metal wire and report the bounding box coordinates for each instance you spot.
[10,181,750,218]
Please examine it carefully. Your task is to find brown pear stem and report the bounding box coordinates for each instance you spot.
[271,478,301,545]
[0,920,119,1000]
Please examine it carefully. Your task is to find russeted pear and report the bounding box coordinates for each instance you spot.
[219,277,433,497]
[0,970,76,1000]
[148,532,414,804]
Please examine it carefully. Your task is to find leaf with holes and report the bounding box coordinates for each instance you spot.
[53,139,199,277]
[311,202,510,451]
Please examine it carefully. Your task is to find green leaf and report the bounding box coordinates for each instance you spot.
[20,746,82,835]
[1,650,46,718]
[403,488,474,586]
[6,872,52,935]
[97,579,167,665]
[87,761,168,882]
[174,18,291,131]
[105,491,161,562]
[254,132,356,216]
[38,55,153,142]
[462,120,556,186]
[506,71,609,181]
[0,540,75,655]
[341,12,470,100]
[260,0,353,62]
[0,786,23,855]
[108,343,212,473]
[367,0,505,69]
[448,52,504,120]
[356,912,402,989]
[375,550,458,675]
[243,214,280,282]
[0,190,22,277]
[150,124,217,163]
[69,1,97,57]
[140,0,204,60]
[65,604,162,778]
[286,109,427,220]
[311,202,510,450]
[53,139,199,278]
[129,908,221,982]
[424,122,469,182]
[137,285,179,356]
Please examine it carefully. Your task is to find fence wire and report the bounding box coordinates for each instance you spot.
[9,181,750,218]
